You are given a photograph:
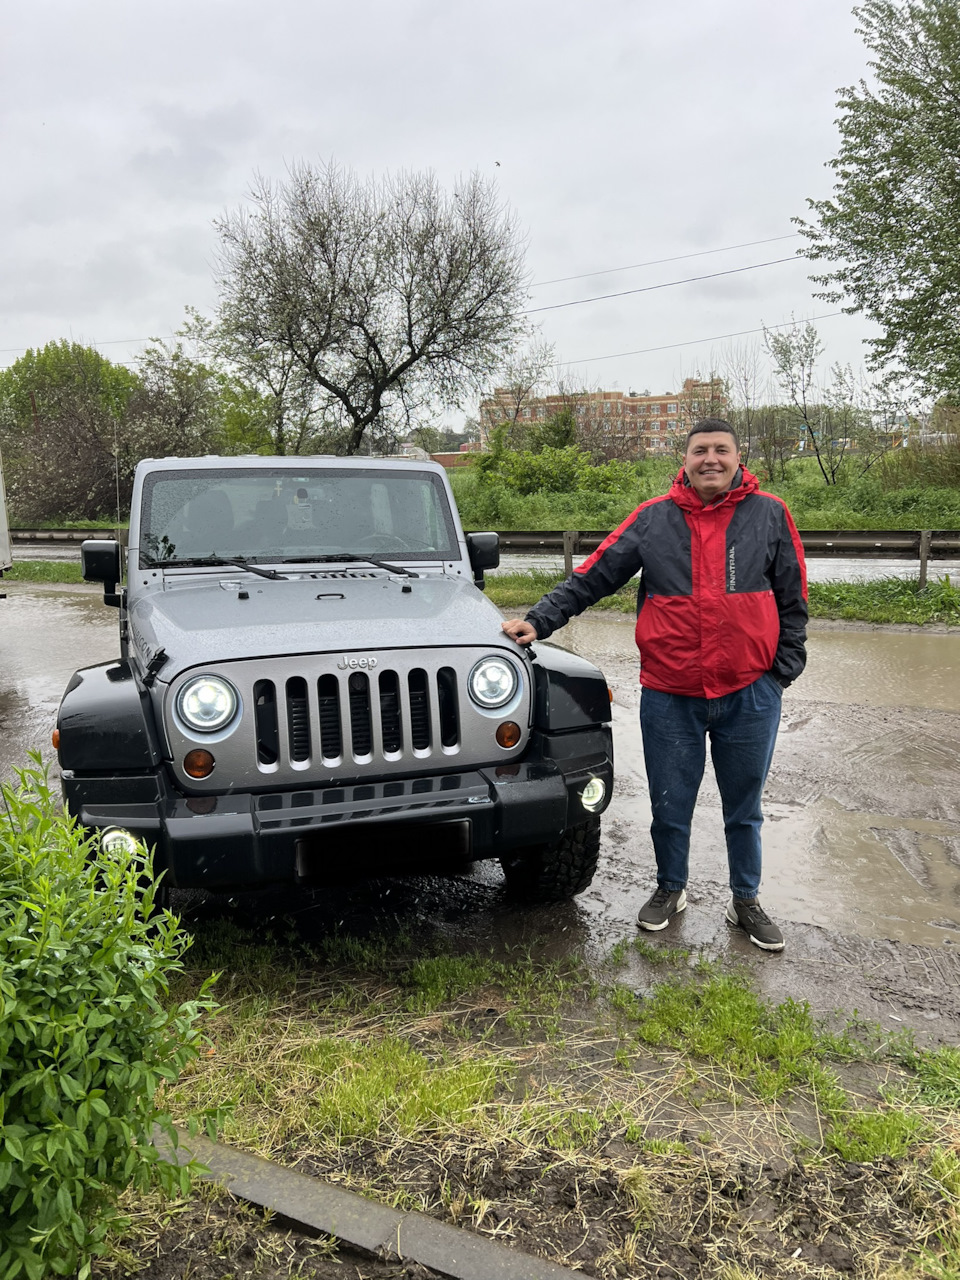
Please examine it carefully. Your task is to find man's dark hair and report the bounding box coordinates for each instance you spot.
[686,418,740,450]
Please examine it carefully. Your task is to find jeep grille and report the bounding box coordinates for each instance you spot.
[164,649,530,791]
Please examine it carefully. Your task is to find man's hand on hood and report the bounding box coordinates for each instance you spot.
[502,618,538,646]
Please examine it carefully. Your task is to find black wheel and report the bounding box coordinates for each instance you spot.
[499,817,601,903]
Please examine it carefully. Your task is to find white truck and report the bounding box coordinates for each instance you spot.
[0,449,11,584]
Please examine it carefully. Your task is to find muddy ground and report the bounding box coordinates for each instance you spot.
[3,586,960,1278]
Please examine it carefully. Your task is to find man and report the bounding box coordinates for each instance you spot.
[501,419,807,951]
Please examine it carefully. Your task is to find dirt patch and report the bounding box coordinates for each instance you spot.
[97,1135,947,1280]
[94,1190,443,1279]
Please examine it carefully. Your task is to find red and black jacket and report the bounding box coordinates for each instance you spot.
[525,466,808,698]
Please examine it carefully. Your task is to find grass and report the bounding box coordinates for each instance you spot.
[4,559,85,583]
[486,568,960,626]
[103,918,960,1280]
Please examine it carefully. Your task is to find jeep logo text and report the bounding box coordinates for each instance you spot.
[337,655,378,670]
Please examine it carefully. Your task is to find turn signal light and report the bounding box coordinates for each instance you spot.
[51,728,60,750]
[183,749,216,778]
[495,721,521,749]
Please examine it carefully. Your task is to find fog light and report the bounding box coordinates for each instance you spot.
[184,749,216,778]
[100,827,141,856]
[495,721,521,749]
[580,777,606,812]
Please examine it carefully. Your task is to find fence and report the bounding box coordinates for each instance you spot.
[495,530,960,587]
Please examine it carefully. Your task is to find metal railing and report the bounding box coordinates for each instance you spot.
[496,530,960,586]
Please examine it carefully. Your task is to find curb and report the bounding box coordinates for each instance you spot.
[159,1128,580,1279]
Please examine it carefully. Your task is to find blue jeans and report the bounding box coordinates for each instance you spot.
[639,675,783,900]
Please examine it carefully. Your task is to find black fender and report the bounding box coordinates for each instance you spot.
[58,659,164,773]
[529,642,611,731]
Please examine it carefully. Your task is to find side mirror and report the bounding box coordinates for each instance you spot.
[466,532,500,589]
[81,539,122,608]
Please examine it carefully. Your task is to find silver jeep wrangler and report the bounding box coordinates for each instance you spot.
[58,456,613,904]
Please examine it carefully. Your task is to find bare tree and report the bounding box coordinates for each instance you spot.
[214,162,530,455]
[765,320,899,483]
[483,340,556,436]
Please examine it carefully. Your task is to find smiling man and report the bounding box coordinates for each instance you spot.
[502,418,807,951]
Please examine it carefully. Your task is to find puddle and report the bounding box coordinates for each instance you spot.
[0,586,118,777]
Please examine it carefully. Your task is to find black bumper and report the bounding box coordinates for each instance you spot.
[62,728,613,891]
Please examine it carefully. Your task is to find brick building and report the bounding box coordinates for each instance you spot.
[479,378,726,457]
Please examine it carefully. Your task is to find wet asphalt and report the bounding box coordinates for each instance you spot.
[2,582,959,1044]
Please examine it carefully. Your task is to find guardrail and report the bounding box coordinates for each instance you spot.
[496,530,960,586]
[10,529,120,543]
[11,527,960,586]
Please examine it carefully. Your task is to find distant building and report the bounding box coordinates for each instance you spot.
[478,378,726,456]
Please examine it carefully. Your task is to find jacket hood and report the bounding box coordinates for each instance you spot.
[668,465,759,513]
[127,573,511,680]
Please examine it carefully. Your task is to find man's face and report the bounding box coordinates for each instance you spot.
[683,431,740,501]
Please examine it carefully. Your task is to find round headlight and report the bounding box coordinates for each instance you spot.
[469,657,518,709]
[176,676,239,732]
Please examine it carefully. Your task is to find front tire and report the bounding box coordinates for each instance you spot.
[499,817,601,903]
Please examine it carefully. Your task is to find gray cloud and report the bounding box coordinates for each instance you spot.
[1,0,873,390]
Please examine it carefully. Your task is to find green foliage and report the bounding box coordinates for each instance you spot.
[0,761,217,1279]
[809,574,960,625]
[827,1108,929,1161]
[4,562,85,584]
[799,0,960,395]
[454,451,674,530]
[901,1044,960,1106]
[0,341,139,436]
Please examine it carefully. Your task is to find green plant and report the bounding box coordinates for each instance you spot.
[0,760,217,1279]
[4,561,85,585]
[827,1107,929,1161]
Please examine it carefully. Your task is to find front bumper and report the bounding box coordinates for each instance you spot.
[63,728,613,891]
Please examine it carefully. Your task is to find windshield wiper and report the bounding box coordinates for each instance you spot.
[281,553,419,578]
[148,555,288,580]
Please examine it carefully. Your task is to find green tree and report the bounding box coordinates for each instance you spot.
[0,341,140,521]
[798,0,960,395]
[214,161,530,455]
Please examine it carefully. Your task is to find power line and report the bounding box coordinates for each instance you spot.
[531,233,802,288]
[557,312,846,366]
[526,257,800,314]
[0,335,177,355]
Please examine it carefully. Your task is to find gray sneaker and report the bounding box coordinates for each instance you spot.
[637,886,687,931]
[726,898,784,951]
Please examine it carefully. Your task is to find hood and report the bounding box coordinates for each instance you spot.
[127,573,511,679]
[668,464,759,514]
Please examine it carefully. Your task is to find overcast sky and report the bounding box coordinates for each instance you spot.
[1,0,876,415]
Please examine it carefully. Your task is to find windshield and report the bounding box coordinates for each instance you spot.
[138,467,459,568]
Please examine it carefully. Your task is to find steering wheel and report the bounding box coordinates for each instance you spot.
[356,533,413,551]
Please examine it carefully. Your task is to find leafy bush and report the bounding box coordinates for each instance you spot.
[0,760,217,1279]
[450,454,675,530]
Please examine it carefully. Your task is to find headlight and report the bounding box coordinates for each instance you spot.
[176,676,239,732]
[469,657,518,709]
